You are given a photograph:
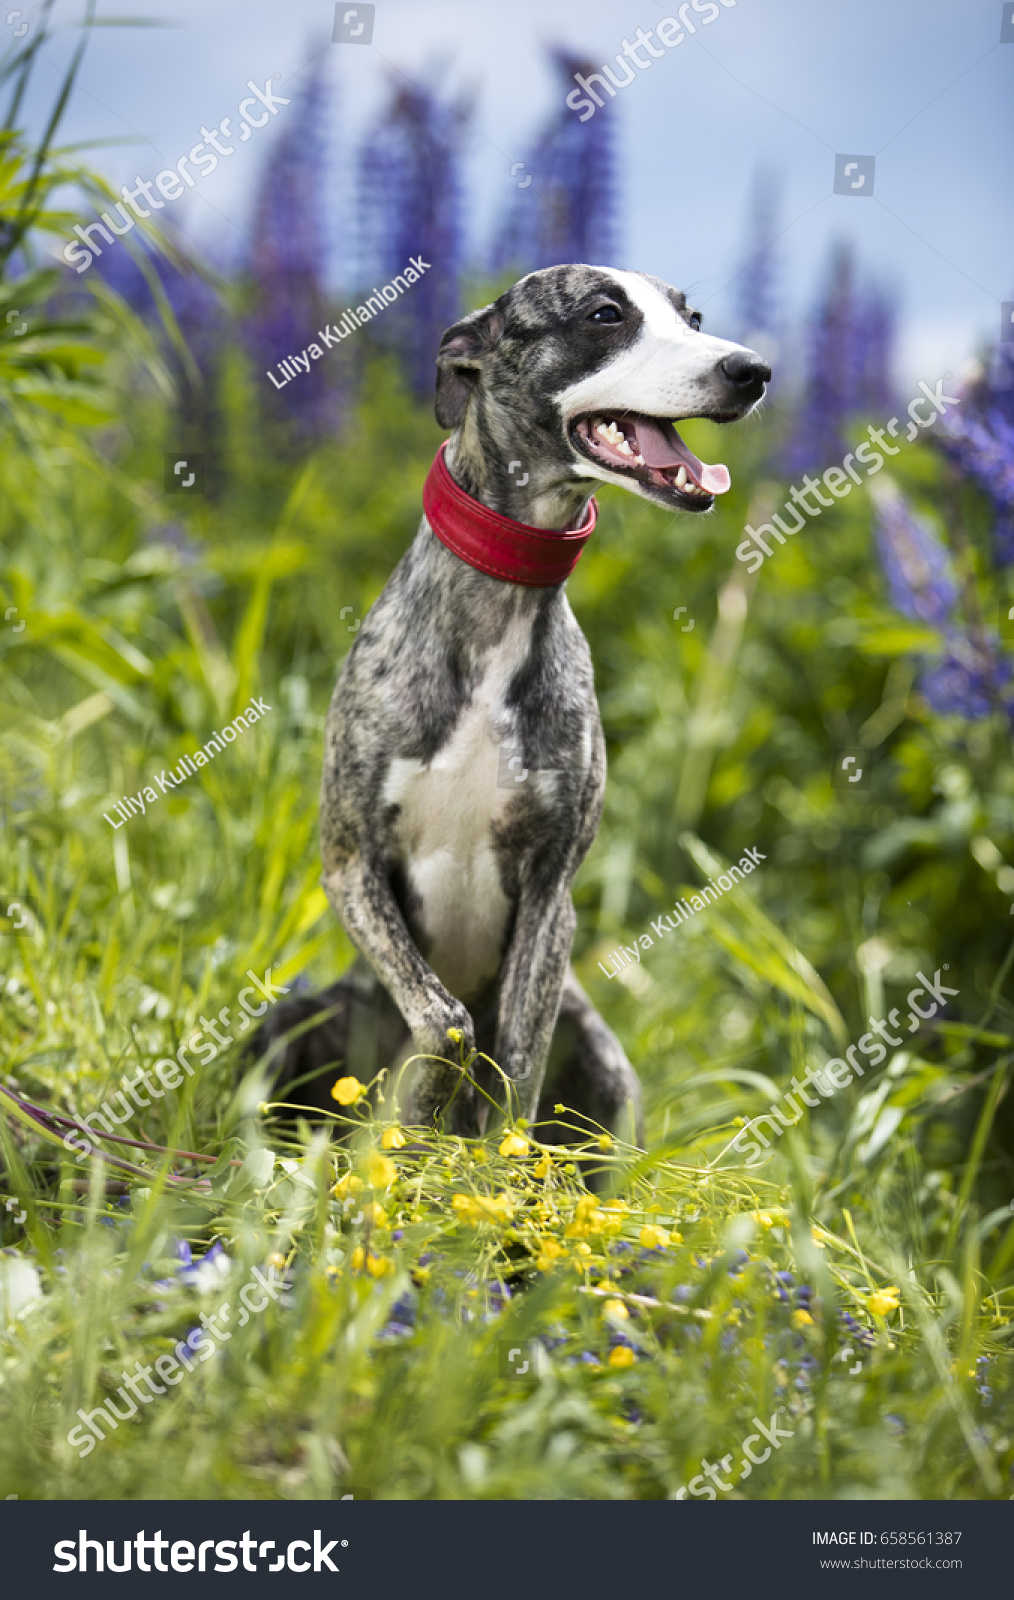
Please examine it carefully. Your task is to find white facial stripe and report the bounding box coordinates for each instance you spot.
[557,269,755,423]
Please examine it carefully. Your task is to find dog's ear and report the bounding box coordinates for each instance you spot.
[434,301,505,428]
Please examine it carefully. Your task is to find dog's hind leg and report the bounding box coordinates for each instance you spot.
[244,959,410,1118]
[535,968,643,1149]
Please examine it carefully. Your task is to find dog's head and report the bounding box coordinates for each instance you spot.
[435,264,770,519]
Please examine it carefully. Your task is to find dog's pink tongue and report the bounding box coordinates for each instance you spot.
[631,416,731,495]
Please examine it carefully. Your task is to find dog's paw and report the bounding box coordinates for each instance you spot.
[411,990,476,1061]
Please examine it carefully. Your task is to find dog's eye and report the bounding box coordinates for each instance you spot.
[588,305,622,324]
[687,312,702,332]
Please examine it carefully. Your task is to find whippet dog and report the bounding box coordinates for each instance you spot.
[255,264,770,1140]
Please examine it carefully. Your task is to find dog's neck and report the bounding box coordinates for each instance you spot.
[445,413,595,533]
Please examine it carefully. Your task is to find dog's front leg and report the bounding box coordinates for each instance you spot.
[494,881,577,1122]
[321,856,478,1132]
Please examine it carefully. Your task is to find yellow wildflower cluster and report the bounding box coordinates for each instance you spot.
[451,1192,514,1227]
[564,1194,610,1239]
[533,1237,565,1272]
[639,1224,671,1250]
[350,1246,393,1278]
[332,1173,364,1200]
[867,1285,900,1317]
[363,1150,398,1190]
[748,1208,789,1230]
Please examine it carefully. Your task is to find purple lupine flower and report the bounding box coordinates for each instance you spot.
[734,169,781,351]
[937,406,1014,566]
[246,56,345,437]
[356,76,465,397]
[919,634,1012,719]
[869,475,958,628]
[95,238,229,415]
[870,479,1013,718]
[783,245,896,474]
[854,283,896,418]
[490,51,618,275]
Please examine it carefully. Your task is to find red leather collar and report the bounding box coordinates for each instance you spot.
[422,441,597,586]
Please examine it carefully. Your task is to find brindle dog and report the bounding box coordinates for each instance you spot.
[253,264,769,1141]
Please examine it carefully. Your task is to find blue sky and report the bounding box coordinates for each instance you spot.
[18,0,1014,385]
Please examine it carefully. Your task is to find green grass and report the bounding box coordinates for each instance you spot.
[2,197,1014,1494]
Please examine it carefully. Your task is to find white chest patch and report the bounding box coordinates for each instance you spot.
[382,618,535,1002]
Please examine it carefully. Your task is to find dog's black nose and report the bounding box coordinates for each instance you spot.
[719,351,771,399]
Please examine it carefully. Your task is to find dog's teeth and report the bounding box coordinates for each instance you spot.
[675,465,687,489]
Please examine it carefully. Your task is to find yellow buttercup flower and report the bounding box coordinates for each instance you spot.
[533,1236,565,1270]
[499,1132,530,1159]
[451,1192,514,1226]
[868,1285,901,1317]
[364,1151,397,1189]
[791,1309,813,1329]
[331,1075,365,1106]
[602,1298,629,1321]
[533,1155,552,1179]
[363,1202,388,1228]
[366,1253,393,1278]
[350,1247,364,1271]
[608,1345,636,1368]
[639,1224,669,1250]
[332,1173,364,1199]
[380,1126,407,1150]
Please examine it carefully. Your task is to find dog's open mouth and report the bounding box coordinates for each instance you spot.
[571,412,731,509]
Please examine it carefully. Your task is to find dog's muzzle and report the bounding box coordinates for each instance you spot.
[719,351,772,407]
